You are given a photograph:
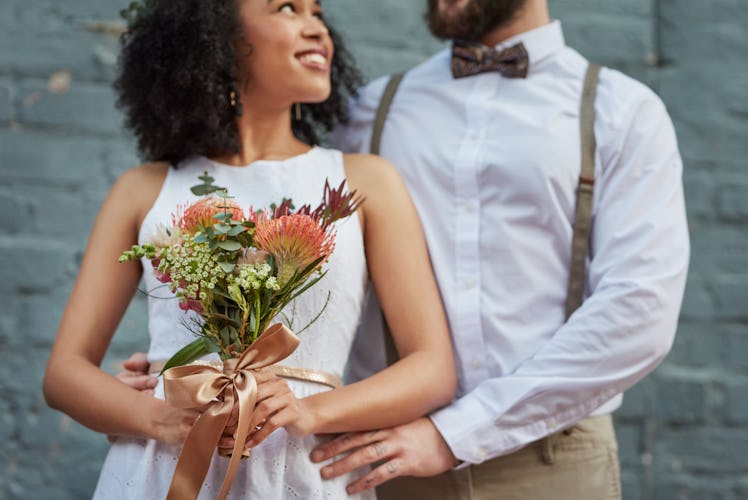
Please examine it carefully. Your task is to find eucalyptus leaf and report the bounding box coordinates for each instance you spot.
[218,261,236,273]
[217,240,241,252]
[191,185,210,196]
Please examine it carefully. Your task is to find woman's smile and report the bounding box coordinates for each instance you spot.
[295,49,331,72]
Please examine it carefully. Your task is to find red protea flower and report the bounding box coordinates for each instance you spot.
[253,213,336,286]
[178,196,245,233]
[296,180,365,230]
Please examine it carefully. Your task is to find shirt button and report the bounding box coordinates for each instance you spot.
[464,278,475,289]
[464,201,477,213]
[478,448,487,459]
[469,132,480,141]
[470,358,481,368]
[548,418,558,431]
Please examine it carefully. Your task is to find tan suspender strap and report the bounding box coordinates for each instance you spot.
[370,72,405,155]
[565,63,602,319]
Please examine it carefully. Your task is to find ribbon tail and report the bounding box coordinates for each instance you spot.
[166,396,234,500]
[217,374,258,500]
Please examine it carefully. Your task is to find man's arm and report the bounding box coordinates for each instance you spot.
[429,85,688,463]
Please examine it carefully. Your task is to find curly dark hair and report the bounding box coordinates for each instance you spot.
[115,0,362,164]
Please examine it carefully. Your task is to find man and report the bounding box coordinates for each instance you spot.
[119,1,689,497]
[309,0,689,498]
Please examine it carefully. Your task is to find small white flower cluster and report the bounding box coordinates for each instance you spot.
[159,238,225,300]
[233,262,281,292]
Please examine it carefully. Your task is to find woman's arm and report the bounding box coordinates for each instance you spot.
[43,163,200,445]
[247,154,456,442]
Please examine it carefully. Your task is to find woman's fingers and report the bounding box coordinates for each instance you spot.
[215,372,306,452]
[250,382,293,429]
[247,406,298,447]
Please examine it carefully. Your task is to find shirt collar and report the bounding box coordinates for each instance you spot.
[492,20,565,66]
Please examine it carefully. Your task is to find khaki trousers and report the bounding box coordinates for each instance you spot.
[376,415,621,500]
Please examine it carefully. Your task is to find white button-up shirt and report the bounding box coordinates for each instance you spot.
[329,21,689,464]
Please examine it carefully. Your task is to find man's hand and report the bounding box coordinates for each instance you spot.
[108,352,157,444]
[116,352,157,394]
[310,417,459,495]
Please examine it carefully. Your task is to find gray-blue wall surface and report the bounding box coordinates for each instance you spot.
[1,1,747,499]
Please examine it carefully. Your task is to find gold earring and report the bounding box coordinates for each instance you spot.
[229,87,243,116]
[295,102,302,121]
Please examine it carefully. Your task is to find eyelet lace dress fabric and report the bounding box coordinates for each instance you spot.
[93,147,373,499]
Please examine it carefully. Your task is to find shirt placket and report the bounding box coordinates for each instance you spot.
[453,77,491,391]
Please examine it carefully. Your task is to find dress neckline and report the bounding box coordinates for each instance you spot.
[200,146,319,170]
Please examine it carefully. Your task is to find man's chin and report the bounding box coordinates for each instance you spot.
[426,0,525,41]
[437,0,471,16]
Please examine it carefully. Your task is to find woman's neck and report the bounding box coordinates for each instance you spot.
[212,103,309,166]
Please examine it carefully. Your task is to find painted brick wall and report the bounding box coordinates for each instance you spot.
[1,1,746,498]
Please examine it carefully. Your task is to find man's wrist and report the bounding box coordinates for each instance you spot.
[425,416,461,469]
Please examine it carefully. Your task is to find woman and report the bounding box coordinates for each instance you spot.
[42,0,455,498]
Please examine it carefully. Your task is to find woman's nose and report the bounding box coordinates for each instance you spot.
[301,15,328,39]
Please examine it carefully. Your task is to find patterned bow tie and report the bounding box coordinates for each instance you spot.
[451,40,529,79]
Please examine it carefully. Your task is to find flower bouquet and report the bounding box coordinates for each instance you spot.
[120,171,361,367]
[119,172,362,499]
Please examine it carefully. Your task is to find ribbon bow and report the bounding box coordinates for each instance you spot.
[163,323,301,500]
[451,40,529,79]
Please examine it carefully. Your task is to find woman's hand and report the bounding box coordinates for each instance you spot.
[147,398,202,446]
[217,371,316,453]
[249,370,315,443]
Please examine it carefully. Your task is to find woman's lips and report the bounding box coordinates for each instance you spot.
[296,51,330,71]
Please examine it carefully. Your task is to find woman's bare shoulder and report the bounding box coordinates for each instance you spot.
[115,161,170,188]
[341,153,401,193]
[107,161,170,225]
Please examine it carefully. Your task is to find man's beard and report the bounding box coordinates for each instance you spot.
[426,0,526,41]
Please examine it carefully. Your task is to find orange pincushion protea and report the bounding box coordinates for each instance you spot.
[177,196,245,232]
[253,213,335,287]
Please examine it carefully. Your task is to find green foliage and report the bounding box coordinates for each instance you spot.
[190,172,226,197]
[159,338,212,374]
[118,243,156,262]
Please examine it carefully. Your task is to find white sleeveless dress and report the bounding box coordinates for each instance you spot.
[93,147,374,499]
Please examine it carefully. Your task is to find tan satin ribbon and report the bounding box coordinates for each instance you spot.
[162,323,300,500]
[151,361,343,389]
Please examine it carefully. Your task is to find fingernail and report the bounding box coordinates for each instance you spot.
[246,439,255,448]
[321,466,331,478]
[310,450,323,462]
